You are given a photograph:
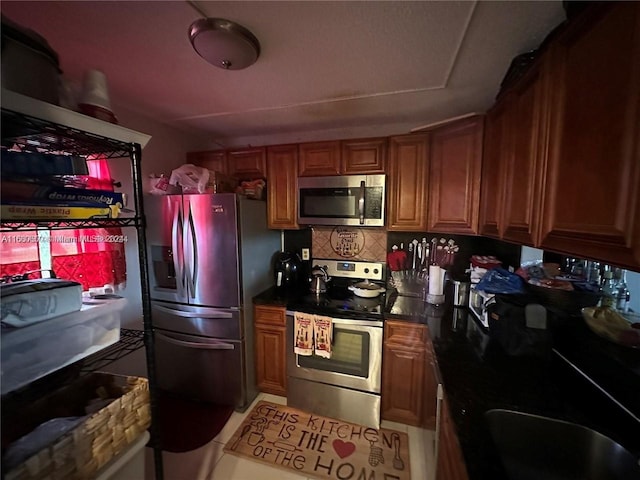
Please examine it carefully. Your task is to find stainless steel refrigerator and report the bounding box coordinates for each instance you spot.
[145,193,280,411]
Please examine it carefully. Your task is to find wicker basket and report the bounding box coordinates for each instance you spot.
[4,373,150,480]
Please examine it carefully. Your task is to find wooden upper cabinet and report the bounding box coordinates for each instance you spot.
[427,116,484,234]
[539,2,640,269]
[479,101,508,238]
[266,145,299,230]
[298,141,341,176]
[387,133,430,231]
[341,138,387,174]
[186,150,228,174]
[227,147,267,181]
[501,62,547,246]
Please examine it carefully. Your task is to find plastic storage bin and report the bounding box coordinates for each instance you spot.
[1,297,126,395]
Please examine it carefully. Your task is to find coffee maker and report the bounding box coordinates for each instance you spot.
[273,252,303,291]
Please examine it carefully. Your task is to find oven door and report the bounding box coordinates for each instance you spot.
[286,314,383,393]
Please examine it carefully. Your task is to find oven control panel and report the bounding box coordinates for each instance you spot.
[312,259,384,281]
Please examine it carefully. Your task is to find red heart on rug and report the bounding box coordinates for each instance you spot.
[332,439,356,459]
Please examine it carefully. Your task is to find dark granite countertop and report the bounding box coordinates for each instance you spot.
[384,290,640,480]
[253,286,291,307]
[254,286,640,479]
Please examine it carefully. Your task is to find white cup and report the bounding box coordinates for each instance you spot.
[80,69,112,110]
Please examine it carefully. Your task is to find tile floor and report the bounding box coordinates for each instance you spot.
[145,393,436,480]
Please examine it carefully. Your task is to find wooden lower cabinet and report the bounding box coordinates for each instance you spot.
[436,393,469,480]
[254,305,287,396]
[381,321,437,428]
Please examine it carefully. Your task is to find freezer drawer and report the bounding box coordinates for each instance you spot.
[155,329,243,406]
[151,301,242,339]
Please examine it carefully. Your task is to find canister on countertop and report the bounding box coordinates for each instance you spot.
[452,280,470,307]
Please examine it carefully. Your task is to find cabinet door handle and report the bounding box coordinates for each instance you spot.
[434,383,444,479]
[359,180,366,224]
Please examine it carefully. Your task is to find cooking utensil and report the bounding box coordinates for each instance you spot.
[387,245,403,272]
[268,440,302,452]
[391,433,404,470]
[230,424,251,450]
[368,441,384,467]
[411,239,419,271]
[348,281,386,298]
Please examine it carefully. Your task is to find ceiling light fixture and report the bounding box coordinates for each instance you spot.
[188,17,260,70]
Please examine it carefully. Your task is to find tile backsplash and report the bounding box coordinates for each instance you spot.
[311,227,387,262]
[285,228,522,277]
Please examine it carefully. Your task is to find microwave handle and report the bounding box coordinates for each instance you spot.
[359,180,365,224]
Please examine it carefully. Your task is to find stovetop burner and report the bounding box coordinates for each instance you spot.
[287,291,385,321]
[287,259,386,321]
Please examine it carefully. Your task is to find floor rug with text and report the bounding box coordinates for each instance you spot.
[223,401,411,480]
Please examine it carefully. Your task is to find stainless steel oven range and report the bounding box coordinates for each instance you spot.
[286,259,385,429]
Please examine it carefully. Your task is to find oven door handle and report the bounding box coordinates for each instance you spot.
[156,332,235,350]
[287,313,382,329]
[327,318,382,328]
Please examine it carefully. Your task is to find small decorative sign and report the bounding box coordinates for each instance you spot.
[330,227,365,258]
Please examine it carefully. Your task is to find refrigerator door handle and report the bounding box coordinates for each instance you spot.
[156,332,235,350]
[183,199,194,299]
[187,205,198,294]
[171,204,186,296]
[152,304,234,318]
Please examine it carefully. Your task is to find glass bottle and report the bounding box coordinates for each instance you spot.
[614,269,630,313]
[571,259,585,278]
[587,261,601,285]
[599,271,616,308]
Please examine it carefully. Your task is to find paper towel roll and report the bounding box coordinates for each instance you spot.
[429,265,444,295]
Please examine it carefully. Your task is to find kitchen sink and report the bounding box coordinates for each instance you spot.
[485,409,640,480]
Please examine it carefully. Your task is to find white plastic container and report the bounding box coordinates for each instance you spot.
[94,431,149,480]
[0,297,126,394]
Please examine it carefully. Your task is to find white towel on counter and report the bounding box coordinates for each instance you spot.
[294,312,314,356]
[313,315,333,359]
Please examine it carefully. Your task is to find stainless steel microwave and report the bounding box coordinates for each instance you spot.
[297,174,385,226]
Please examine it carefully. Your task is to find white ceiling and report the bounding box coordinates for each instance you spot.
[1,1,565,145]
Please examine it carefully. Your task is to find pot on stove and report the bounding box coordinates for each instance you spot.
[309,265,331,294]
[349,281,386,298]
